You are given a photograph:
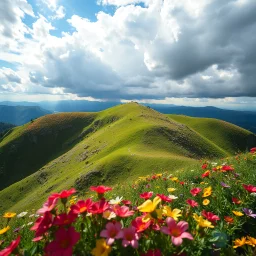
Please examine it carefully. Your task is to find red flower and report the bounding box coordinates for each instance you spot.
[250,147,256,153]
[58,188,76,198]
[122,200,131,205]
[224,216,234,224]
[221,165,234,172]
[156,194,172,203]
[114,205,134,218]
[243,184,256,193]
[141,249,162,256]
[202,163,208,169]
[70,199,93,214]
[45,227,80,256]
[90,185,112,194]
[201,210,220,225]
[31,212,53,237]
[140,192,153,200]
[90,199,109,214]
[186,199,198,208]
[0,236,20,256]
[202,170,210,178]
[190,188,202,197]
[53,212,77,226]
[232,197,242,205]
[180,181,185,186]
[37,194,59,214]
[132,216,151,233]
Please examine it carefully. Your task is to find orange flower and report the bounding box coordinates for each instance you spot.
[224,216,234,223]
[3,212,16,219]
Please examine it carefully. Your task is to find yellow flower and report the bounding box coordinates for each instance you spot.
[137,196,161,213]
[246,236,256,247]
[170,177,179,182]
[156,173,162,177]
[0,226,10,235]
[193,213,214,228]
[232,211,244,216]
[3,212,16,218]
[167,188,176,193]
[202,186,212,197]
[203,199,210,205]
[233,237,246,248]
[162,206,182,221]
[142,209,162,223]
[200,182,208,185]
[91,239,111,256]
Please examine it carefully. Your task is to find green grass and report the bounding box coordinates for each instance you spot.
[0,103,255,214]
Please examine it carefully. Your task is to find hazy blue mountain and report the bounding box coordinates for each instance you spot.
[0,105,52,125]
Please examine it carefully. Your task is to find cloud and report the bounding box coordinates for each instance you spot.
[41,0,66,20]
[1,0,256,101]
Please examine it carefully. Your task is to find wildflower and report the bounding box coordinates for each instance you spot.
[140,192,153,200]
[45,227,80,255]
[27,222,33,226]
[100,222,122,245]
[232,211,244,216]
[250,147,256,153]
[193,213,214,228]
[91,239,111,256]
[203,199,210,206]
[243,184,256,193]
[53,188,76,199]
[224,216,234,224]
[251,192,256,197]
[122,200,131,205]
[232,198,242,205]
[3,212,16,219]
[90,185,112,194]
[201,210,220,225]
[70,199,93,214]
[190,188,202,196]
[202,163,208,169]
[220,182,230,188]
[119,226,140,248]
[109,196,123,205]
[0,236,20,256]
[157,194,172,202]
[222,165,234,172]
[132,216,151,232]
[242,208,256,218]
[162,206,182,221]
[202,170,210,178]
[37,194,59,214]
[167,188,176,193]
[90,199,109,214]
[233,237,246,248]
[141,249,162,256]
[114,205,134,218]
[31,212,52,237]
[137,196,161,213]
[170,177,179,182]
[161,217,193,246]
[0,226,10,235]
[246,236,256,247]
[53,212,77,226]
[202,186,212,197]
[103,210,116,220]
[168,195,178,200]
[186,199,198,208]
[17,212,28,218]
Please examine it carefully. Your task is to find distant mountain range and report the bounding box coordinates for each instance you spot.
[0,100,255,133]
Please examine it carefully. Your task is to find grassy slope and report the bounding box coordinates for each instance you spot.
[0,103,255,213]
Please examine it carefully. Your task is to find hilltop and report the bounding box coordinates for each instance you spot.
[0,103,255,213]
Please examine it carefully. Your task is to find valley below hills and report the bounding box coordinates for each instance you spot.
[0,103,255,213]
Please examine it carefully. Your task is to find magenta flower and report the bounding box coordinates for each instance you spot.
[243,208,256,218]
[220,182,230,188]
[100,222,122,245]
[161,217,193,246]
[186,199,198,208]
[190,188,202,196]
[119,226,140,248]
[114,205,134,218]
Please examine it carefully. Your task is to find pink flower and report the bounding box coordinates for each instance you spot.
[190,188,202,197]
[57,188,76,199]
[119,226,140,248]
[53,212,77,226]
[250,147,256,153]
[37,194,59,214]
[132,216,151,233]
[70,199,93,214]
[45,227,80,256]
[201,210,220,225]
[156,194,172,203]
[90,199,109,214]
[114,205,134,218]
[0,236,20,256]
[186,199,198,208]
[140,192,153,200]
[243,184,256,193]
[141,249,162,256]
[161,217,193,246]
[122,200,131,205]
[100,222,122,245]
[31,212,52,237]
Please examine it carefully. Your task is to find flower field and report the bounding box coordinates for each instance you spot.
[0,148,256,256]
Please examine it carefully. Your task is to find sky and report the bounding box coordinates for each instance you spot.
[0,0,256,110]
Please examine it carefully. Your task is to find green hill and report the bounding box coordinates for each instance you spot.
[0,103,255,213]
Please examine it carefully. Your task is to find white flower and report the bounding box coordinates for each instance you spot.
[190,170,194,172]
[251,192,256,197]
[168,195,178,200]
[27,222,33,226]
[211,162,217,166]
[29,214,35,218]
[109,196,123,205]
[17,212,28,218]
[103,210,116,220]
